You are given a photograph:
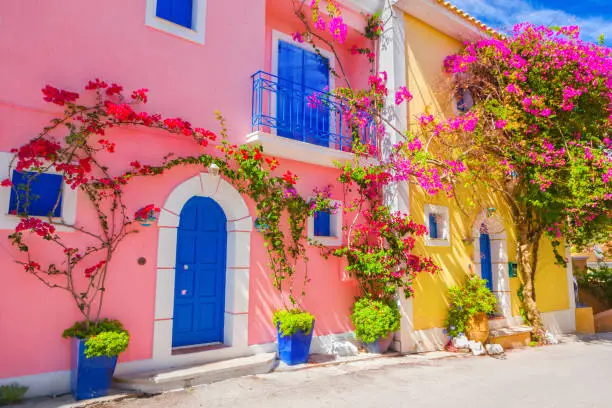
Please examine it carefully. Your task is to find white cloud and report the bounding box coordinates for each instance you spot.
[450,0,612,43]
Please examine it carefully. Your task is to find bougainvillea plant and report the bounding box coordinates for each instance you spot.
[430,24,612,334]
[2,78,327,334]
[291,0,462,305]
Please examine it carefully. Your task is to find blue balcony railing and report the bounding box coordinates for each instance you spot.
[251,71,377,152]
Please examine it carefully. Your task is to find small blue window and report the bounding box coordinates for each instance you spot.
[428,213,439,239]
[314,211,332,237]
[156,0,193,29]
[9,171,63,217]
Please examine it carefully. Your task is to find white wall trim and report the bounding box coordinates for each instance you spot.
[153,173,251,362]
[424,204,450,247]
[145,0,207,44]
[0,152,77,231]
[307,199,343,247]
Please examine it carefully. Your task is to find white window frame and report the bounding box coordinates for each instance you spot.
[145,0,207,45]
[307,199,342,247]
[424,204,450,247]
[0,152,77,231]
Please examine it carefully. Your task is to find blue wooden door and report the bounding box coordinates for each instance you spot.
[479,232,494,292]
[173,197,227,347]
[276,40,330,146]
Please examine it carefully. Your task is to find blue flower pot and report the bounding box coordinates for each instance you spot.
[277,321,315,366]
[70,338,118,400]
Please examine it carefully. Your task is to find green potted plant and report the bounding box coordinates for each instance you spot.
[273,309,315,365]
[62,319,130,400]
[351,297,400,353]
[445,273,497,343]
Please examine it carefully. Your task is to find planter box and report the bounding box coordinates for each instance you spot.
[277,322,315,365]
[71,338,118,400]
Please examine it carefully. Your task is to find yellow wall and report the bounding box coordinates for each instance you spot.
[403,14,570,330]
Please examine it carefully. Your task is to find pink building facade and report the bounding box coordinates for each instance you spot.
[0,0,377,397]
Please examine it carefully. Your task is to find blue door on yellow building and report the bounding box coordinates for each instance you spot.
[479,231,494,292]
[172,197,227,347]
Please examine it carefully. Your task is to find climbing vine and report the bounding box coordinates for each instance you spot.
[3,79,324,329]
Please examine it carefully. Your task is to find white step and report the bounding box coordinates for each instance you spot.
[113,352,276,393]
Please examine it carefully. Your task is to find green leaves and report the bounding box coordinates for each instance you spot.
[84,331,130,358]
[351,297,400,343]
[444,274,498,338]
[273,309,315,337]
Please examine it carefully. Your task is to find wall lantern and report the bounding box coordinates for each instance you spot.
[209,163,220,177]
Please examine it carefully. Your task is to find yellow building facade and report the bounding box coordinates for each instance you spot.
[381,1,576,353]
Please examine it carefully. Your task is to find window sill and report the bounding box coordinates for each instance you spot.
[425,238,451,247]
[311,236,342,247]
[246,131,357,168]
[0,215,75,232]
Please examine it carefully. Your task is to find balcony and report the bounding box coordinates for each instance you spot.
[247,71,377,167]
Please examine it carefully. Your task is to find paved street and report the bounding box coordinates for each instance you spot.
[95,333,612,408]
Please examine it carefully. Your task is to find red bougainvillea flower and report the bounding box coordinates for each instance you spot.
[41,85,79,106]
[84,78,108,90]
[15,217,56,238]
[1,179,12,187]
[131,88,149,103]
[105,83,123,96]
[84,261,106,278]
[265,157,280,170]
[24,261,41,272]
[134,204,160,221]
[282,171,298,185]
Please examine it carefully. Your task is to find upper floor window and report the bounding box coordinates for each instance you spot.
[156,0,193,28]
[145,0,207,44]
[454,88,474,115]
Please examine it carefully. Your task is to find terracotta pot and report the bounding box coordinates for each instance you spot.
[465,312,489,343]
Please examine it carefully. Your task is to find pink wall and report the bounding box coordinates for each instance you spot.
[0,0,369,379]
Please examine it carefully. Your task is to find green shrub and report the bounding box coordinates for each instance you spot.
[62,319,129,358]
[350,297,400,344]
[273,309,315,337]
[84,331,130,358]
[577,266,612,307]
[444,274,498,338]
[0,383,28,406]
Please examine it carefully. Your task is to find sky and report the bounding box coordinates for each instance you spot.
[449,0,612,44]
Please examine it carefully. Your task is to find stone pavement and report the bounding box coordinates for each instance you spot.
[16,333,612,408]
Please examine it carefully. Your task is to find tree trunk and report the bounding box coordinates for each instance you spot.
[516,223,544,336]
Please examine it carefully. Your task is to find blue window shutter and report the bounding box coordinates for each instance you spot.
[428,213,438,239]
[156,0,193,29]
[277,41,305,141]
[314,211,331,237]
[276,41,330,145]
[9,171,63,217]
